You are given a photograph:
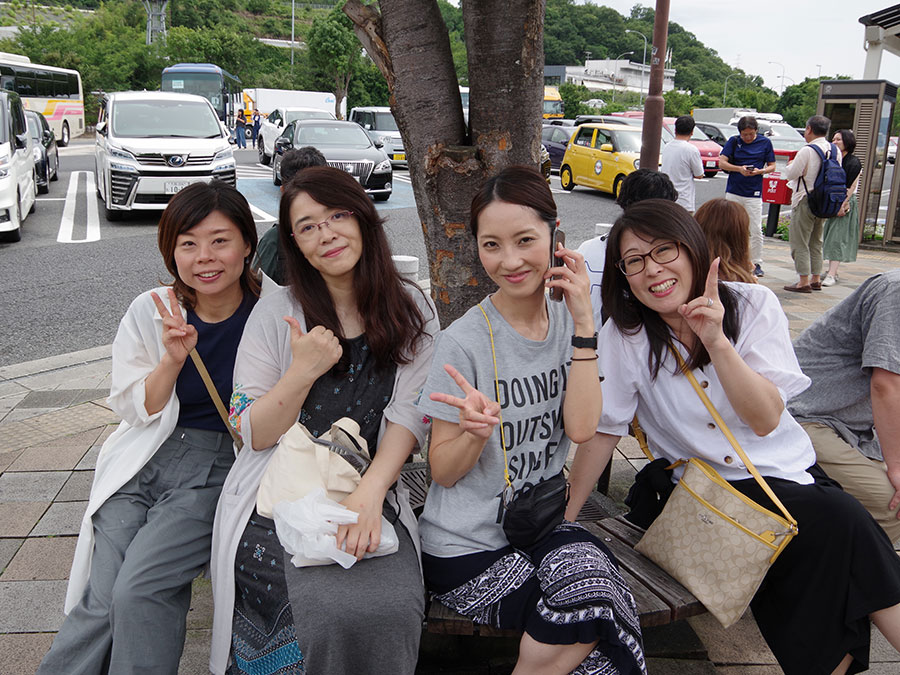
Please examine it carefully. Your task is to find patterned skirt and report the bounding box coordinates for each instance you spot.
[423,522,646,674]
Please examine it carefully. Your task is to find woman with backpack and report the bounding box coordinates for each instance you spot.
[821,129,862,286]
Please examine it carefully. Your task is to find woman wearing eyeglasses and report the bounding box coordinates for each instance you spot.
[208,166,439,675]
[565,199,900,675]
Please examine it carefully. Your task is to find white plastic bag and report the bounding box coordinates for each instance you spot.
[272,488,399,570]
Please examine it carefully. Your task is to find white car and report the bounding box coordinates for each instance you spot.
[348,106,406,168]
[0,90,37,243]
[257,106,336,165]
[94,91,235,221]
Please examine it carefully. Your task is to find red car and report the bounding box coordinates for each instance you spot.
[662,116,721,178]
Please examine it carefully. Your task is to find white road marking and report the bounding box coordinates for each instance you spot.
[249,203,276,223]
[57,171,100,243]
[36,197,67,201]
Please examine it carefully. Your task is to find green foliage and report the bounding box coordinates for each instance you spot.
[348,59,389,109]
[559,83,594,117]
[777,78,823,128]
[437,0,467,83]
[306,8,362,115]
[663,90,693,116]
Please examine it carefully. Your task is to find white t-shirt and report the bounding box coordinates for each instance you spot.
[596,282,815,484]
[577,234,608,330]
[661,139,704,211]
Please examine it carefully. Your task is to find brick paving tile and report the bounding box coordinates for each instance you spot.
[0,472,69,502]
[1,537,77,581]
[29,502,86,537]
[0,502,48,537]
[0,633,55,675]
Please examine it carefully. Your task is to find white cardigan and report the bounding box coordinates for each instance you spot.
[65,288,191,613]
[208,285,439,675]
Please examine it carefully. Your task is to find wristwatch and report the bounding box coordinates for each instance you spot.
[571,332,598,349]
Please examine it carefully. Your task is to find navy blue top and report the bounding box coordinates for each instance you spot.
[176,291,256,431]
[721,135,776,198]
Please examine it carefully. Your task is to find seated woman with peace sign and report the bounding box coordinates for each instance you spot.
[209,167,439,675]
[39,181,260,674]
[566,198,900,675]
[418,166,646,675]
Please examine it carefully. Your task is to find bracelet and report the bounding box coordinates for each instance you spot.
[571,355,599,361]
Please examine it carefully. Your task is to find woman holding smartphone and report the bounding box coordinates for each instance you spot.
[418,166,645,674]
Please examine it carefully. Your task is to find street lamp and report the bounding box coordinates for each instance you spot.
[723,72,737,106]
[612,50,634,103]
[625,29,648,106]
[768,60,785,96]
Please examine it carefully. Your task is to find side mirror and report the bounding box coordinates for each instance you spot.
[274,137,290,152]
[373,138,383,149]
[600,143,614,152]
[96,120,107,136]
[42,129,52,143]
[14,132,27,149]
[364,123,372,130]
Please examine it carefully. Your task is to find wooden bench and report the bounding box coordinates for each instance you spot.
[398,463,706,635]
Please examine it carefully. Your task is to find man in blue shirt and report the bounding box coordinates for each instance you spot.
[719,116,776,277]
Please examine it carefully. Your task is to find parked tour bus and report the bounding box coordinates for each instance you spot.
[0,52,83,146]
[161,63,242,128]
[543,85,564,119]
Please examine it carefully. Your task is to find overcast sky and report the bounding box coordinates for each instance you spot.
[588,0,900,92]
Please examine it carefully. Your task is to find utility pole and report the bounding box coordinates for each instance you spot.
[639,0,670,173]
[141,0,169,45]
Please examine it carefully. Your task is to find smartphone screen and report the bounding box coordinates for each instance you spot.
[549,228,566,302]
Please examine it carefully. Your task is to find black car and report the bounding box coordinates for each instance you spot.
[273,120,392,201]
[542,124,573,171]
[25,110,58,194]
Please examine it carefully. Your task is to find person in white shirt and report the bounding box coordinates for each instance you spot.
[782,115,835,293]
[660,115,704,213]
[566,199,900,675]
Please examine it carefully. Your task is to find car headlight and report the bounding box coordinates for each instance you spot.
[214,147,234,162]
[374,158,391,173]
[633,159,640,170]
[108,144,136,162]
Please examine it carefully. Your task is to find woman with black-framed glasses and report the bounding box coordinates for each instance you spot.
[209,166,440,675]
[566,198,900,675]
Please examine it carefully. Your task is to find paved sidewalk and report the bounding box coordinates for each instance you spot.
[1,237,899,673]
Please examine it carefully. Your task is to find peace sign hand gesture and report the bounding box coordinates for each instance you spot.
[429,364,500,439]
[150,288,197,365]
[678,258,728,351]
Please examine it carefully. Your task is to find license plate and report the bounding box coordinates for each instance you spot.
[705,160,716,168]
[165,181,190,194]
[393,153,405,161]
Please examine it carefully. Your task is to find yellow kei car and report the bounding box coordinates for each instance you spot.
[559,123,642,197]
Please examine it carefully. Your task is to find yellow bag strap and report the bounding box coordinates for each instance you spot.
[189,348,244,452]
[477,303,514,494]
[670,346,796,528]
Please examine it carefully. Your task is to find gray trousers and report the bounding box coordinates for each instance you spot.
[789,198,826,276]
[38,427,233,675]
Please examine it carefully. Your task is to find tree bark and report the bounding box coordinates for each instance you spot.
[344,0,545,326]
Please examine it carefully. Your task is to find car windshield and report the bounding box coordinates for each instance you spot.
[285,110,335,124]
[374,112,399,131]
[768,123,803,140]
[112,100,222,138]
[295,123,372,148]
[611,129,643,153]
[690,126,710,141]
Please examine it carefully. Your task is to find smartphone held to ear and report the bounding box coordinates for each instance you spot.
[549,228,566,302]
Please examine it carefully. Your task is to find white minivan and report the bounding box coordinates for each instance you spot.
[94,91,235,221]
[0,90,37,243]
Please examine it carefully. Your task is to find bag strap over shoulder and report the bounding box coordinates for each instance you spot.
[188,348,244,451]
[670,346,796,529]
[477,303,515,497]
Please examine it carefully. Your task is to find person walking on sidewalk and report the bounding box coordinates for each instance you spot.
[251,108,261,149]
[718,116,776,278]
[661,115,704,213]
[782,115,835,293]
[821,129,862,286]
[37,181,260,675]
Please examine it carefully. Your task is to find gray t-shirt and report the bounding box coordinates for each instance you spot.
[417,296,591,557]
[788,270,900,460]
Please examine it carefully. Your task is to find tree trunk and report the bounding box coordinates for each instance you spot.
[344,0,545,326]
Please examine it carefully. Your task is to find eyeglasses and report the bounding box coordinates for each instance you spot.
[616,242,680,276]
[292,210,354,241]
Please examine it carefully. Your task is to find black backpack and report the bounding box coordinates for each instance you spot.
[801,142,847,218]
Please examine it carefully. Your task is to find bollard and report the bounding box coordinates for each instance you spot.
[392,255,419,283]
